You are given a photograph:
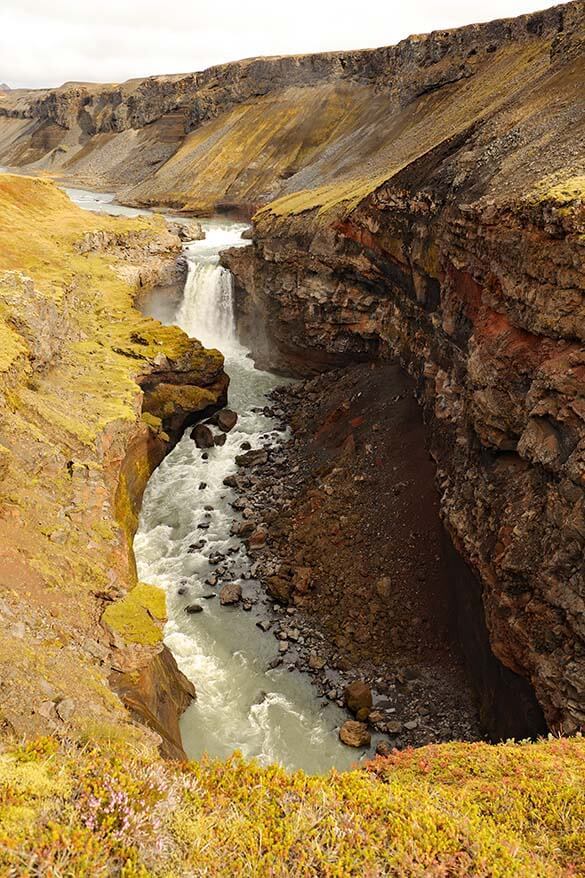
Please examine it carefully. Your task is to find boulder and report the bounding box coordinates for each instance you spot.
[219,582,242,605]
[293,567,312,595]
[375,576,392,599]
[217,409,238,432]
[166,219,205,242]
[235,449,268,468]
[231,520,256,538]
[56,697,76,722]
[248,527,268,550]
[267,575,293,604]
[376,740,393,757]
[339,720,371,748]
[344,681,373,716]
[308,654,326,670]
[185,604,204,614]
[214,433,227,446]
[191,424,214,448]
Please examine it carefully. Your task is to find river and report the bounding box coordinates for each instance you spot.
[53,183,367,772]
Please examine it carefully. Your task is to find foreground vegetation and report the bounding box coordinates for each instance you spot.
[0,735,583,876]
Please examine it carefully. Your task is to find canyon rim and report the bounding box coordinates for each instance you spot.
[0,1,583,875]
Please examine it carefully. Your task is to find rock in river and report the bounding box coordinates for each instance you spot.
[220,582,242,605]
[191,424,215,449]
[185,604,204,614]
[217,409,238,432]
[236,449,268,468]
[339,720,371,748]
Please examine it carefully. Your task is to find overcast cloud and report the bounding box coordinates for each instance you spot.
[0,0,553,89]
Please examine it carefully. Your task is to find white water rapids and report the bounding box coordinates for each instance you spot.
[135,221,364,772]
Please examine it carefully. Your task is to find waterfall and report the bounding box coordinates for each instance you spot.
[176,257,238,352]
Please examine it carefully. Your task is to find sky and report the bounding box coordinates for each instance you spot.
[0,0,556,90]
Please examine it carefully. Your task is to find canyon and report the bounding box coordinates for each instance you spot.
[0,1,583,874]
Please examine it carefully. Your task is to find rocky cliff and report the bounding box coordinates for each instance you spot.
[0,2,582,215]
[223,3,585,733]
[0,174,227,758]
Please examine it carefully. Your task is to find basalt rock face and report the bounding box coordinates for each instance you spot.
[224,9,585,733]
[0,3,581,213]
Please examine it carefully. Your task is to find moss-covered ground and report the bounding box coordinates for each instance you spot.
[0,735,583,876]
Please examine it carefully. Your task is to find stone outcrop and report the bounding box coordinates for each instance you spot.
[227,199,584,734]
[110,645,196,760]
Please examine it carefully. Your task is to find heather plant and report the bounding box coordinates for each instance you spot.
[72,747,202,872]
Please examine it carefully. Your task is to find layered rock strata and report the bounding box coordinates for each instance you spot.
[224,175,584,735]
[0,3,582,214]
[221,2,585,732]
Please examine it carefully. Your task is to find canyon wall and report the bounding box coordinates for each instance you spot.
[0,175,227,757]
[223,9,585,731]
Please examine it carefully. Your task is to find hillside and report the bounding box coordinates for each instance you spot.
[0,3,581,215]
[0,174,227,758]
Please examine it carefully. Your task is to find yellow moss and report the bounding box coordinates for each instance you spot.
[141,412,163,430]
[532,174,585,205]
[130,582,166,621]
[0,736,584,876]
[0,756,70,802]
[0,319,27,373]
[101,583,166,646]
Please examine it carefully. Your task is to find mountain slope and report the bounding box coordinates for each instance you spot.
[0,2,582,215]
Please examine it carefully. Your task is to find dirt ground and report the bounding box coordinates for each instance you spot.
[234,361,482,748]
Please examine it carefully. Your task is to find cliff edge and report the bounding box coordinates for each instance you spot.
[0,174,227,758]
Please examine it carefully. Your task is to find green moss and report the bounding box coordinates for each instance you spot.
[101,583,166,646]
[0,737,584,876]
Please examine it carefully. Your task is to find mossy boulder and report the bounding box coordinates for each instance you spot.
[102,583,166,646]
